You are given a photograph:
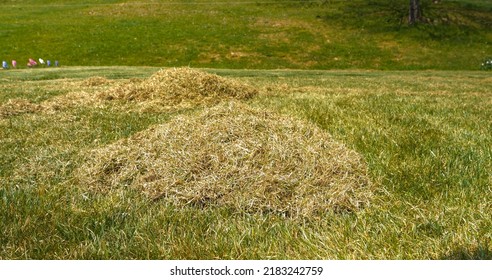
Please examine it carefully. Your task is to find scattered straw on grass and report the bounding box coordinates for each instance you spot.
[0,92,103,118]
[0,78,110,118]
[0,99,43,118]
[78,102,372,218]
[98,67,258,109]
[81,76,113,87]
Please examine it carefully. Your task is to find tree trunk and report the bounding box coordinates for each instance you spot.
[408,0,422,25]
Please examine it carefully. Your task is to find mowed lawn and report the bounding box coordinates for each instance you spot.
[1,67,491,259]
[1,0,491,70]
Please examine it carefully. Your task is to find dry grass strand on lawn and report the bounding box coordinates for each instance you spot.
[78,102,372,218]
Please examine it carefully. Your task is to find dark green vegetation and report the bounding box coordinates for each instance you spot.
[1,67,491,259]
[0,0,491,70]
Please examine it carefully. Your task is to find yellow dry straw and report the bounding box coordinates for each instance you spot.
[78,102,372,218]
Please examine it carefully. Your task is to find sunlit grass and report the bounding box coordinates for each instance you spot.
[1,67,491,259]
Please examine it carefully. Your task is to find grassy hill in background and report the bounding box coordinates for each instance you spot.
[0,0,491,70]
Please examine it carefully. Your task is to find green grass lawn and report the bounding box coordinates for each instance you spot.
[0,0,491,70]
[1,67,491,259]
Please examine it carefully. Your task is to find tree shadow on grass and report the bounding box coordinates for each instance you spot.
[441,246,492,260]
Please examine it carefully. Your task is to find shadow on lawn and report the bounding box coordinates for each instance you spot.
[441,245,492,260]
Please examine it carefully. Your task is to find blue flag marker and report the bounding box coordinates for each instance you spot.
[47,60,51,67]
[2,61,8,69]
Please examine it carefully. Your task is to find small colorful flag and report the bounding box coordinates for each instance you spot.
[39,58,45,65]
[47,60,51,67]
[2,61,8,69]
[12,60,17,68]
[28,58,37,67]
[55,60,59,67]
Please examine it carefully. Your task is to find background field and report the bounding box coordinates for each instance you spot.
[1,67,491,259]
[0,0,491,70]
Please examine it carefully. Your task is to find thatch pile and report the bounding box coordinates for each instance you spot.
[0,99,43,118]
[78,102,372,218]
[97,67,258,108]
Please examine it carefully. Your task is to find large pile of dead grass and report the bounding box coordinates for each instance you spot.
[78,102,372,218]
[97,67,258,109]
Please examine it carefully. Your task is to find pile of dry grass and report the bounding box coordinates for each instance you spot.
[78,102,372,218]
[0,99,43,118]
[97,67,258,109]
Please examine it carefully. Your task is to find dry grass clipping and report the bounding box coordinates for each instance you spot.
[98,67,258,109]
[0,99,43,118]
[78,102,372,218]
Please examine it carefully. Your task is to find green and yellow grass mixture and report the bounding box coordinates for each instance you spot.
[1,67,491,259]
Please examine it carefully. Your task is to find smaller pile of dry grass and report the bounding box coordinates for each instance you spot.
[0,78,112,118]
[98,67,258,109]
[78,102,372,218]
[0,99,43,118]
[0,93,105,119]
[43,91,103,112]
